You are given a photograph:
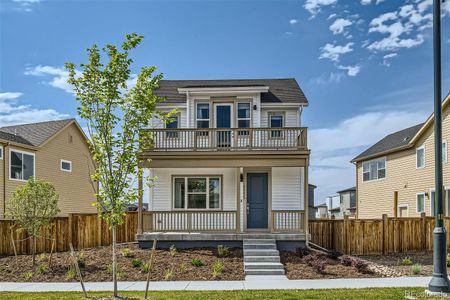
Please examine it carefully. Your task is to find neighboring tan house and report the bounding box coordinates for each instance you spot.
[136,78,310,260]
[314,203,328,219]
[352,93,450,219]
[0,119,97,218]
[337,186,357,217]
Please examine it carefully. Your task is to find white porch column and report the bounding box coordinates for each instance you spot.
[236,167,241,233]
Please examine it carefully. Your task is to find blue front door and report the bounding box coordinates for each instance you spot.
[247,173,269,229]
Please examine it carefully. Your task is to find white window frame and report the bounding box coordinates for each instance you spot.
[60,159,72,172]
[397,204,409,217]
[0,145,3,160]
[196,102,210,129]
[416,146,425,169]
[172,176,221,210]
[9,148,35,182]
[236,102,251,129]
[443,140,448,164]
[362,157,386,182]
[416,192,426,213]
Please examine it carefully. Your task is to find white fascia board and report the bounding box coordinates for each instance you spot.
[260,103,307,108]
[177,86,270,95]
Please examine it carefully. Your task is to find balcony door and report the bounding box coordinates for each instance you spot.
[214,103,233,148]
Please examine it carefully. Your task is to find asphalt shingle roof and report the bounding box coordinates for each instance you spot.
[353,123,424,162]
[0,119,74,147]
[154,78,308,105]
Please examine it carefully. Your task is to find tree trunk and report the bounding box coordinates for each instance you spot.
[32,236,36,266]
[112,224,118,298]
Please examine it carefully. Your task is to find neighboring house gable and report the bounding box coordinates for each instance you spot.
[0,119,96,218]
[353,94,450,218]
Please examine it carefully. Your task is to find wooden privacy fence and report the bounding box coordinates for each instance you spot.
[0,212,138,256]
[309,214,442,255]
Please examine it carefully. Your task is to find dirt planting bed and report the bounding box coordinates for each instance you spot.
[0,244,244,282]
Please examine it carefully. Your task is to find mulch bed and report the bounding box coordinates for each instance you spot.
[0,244,244,282]
[281,251,378,279]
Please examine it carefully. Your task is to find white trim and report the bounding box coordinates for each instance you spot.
[429,188,436,217]
[178,86,269,94]
[443,140,448,164]
[0,145,3,160]
[261,103,306,108]
[9,148,36,182]
[416,192,426,213]
[397,204,409,217]
[416,146,425,169]
[60,159,72,172]
[196,102,210,128]
[446,186,450,217]
[172,176,222,210]
[362,157,387,182]
[214,103,234,128]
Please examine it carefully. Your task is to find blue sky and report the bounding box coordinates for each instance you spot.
[1,0,449,203]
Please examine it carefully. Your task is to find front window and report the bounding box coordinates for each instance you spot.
[173,176,221,209]
[417,193,425,213]
[416,147,425,168]
[237,103,251,135]
[10,149,35,181]
[270,114,284,138]
[362,158,386,181]
[165,114,179,138]
[196,103,210,129]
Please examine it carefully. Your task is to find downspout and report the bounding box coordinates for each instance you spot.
[298,105,304,127]
[2,142,8,218]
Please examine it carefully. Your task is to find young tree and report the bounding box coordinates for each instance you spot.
[7,177,60,265]
[66,33,169,298]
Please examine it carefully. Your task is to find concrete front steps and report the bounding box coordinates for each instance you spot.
[243,239,285,275]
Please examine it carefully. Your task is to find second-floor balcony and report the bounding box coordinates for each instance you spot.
[142,127,307,152]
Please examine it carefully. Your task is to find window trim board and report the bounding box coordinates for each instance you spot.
[9,148,36,182]
[362,157,387,182]
[416,192,426,213]
[416,146,426,169]
[60,159,72,172]
[0,145,3,160]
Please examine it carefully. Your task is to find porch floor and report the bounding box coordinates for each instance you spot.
[136,232,307,241]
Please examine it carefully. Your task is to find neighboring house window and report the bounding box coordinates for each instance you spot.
[350,191,356,208]
[10,149,35,181]
[165,114,179,138]
[269,113,284,138]
[237,103,251,135]
[417,193,425,213]
[0,145,3,159]
[60,160,72,172]
[173,176,221,209]
[443,141,448,164]
[196,103,210,129]
[416,146,425,168]
[362,158,386,181]
[340,195,344,205]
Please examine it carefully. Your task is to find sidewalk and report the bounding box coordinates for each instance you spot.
[0,276,431,292]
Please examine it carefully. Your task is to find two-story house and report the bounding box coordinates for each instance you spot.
[135,78,310,256]
[0,119,97,218]
[352,94,450,218]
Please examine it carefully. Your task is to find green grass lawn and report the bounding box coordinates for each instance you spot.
[0,288,442,300]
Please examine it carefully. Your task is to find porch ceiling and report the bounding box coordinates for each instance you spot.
[138,151,309,168]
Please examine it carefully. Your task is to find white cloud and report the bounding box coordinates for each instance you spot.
[361,0,385,4]
[336,64,361,76]
[310,72,345,85]
[329,18,353,35]
[24,65,74,94]
[289,19,298,24]
[319,42,354,62]
[304,0,337,17]
[12,0,40,12]
[0,92,69,127]
[382,52,398,66]
[327,13,337,20]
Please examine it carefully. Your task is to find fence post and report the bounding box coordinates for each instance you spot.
[421,212,426,251]
[97,214,102,247]
[343,215,349,254]
[382,214,388,254]
[68,213,73,250]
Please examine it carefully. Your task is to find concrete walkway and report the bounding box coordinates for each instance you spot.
[0,276,431,292]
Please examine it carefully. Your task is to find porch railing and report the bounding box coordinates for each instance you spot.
[271,210,305,232]
[141,127,307,152]
[142,211,237,232]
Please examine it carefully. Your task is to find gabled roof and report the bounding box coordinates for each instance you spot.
[0,119,75,147]
[154,78,308,105]
[352,93,450,163]
[337,186,356,194]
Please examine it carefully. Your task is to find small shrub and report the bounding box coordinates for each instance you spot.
[212,261,224,279]
[77,250,86,269]
[327,250,342,260]
[121,248,134,258]
[37,253,47,262]
[164,267,174,280]
[446,255,450,267]
[36,263,48,275]
[352,259,369,273]
[66,267,76,280]
[132,258,142,268]
[411,263,422,275]
[401,256,413,266]
[107,263,123,279]
[303,254,326,274]
[191,258,204,267]
[169,245,177,257]
[217,245,229,257]
[141,263,150,273]
[179,263,190,273]
[23,271,33,280]
[340,255,354,267]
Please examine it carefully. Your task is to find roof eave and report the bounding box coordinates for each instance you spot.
[351,144,413,163]
[178,86,270,95]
